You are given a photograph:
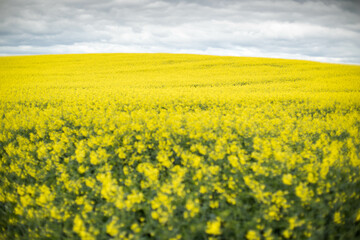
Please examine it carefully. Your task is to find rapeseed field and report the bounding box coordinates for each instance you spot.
[0,53,360,239]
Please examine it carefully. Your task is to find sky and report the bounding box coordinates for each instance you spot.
[0,0,360,64]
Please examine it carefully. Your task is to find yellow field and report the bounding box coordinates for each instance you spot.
[1,53,360,239]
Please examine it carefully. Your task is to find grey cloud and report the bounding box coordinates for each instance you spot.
[0,0,359,64]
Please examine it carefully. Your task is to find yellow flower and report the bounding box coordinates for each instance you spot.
[78,165,86,174]
[288,216,305,230]
[282,174,293,185]
[131,223,141,233]
[75,141,86,163]
[73,215,89,238]
[169,234,182,240]
[295,182,313,203]
[20,195,32,207]
[334,211,343,224]
[85,178,95,188]
[263,228,273,240]
[356,209,360,222]
[282,229,291,239]
[124,190,144,210]
[246,230,260,240]
[50,207,62,220]
[185,198,200,218]
[106,217,119,237]
[228,155,240,169]
[210,201,219,209]
[157,150,172,168]
[307,172,317,184]
[206,217,222,235]
[90,151,99,165]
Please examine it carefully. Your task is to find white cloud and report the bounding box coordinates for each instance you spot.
[0,0,359,64]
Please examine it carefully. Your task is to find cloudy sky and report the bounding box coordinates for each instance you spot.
[1,0,359,64]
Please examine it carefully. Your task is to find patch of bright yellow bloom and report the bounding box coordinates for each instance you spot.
[246,230,261,240]
[282,174,293,185]
[1,53,360,239]
[206,217,222,235]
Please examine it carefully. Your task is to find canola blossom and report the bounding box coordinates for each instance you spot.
[0,53,360,239]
